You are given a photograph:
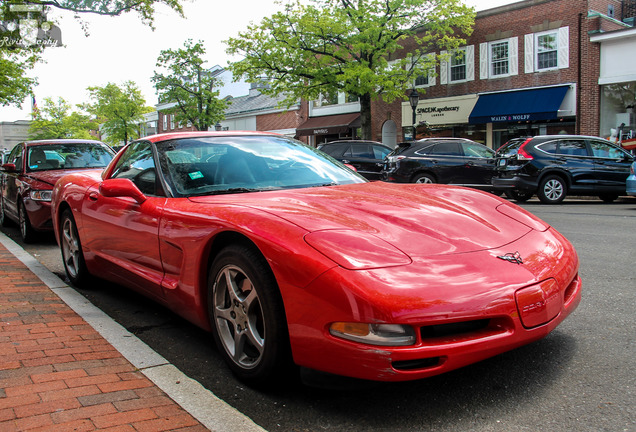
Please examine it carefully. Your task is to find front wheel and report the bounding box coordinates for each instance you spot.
[0,197,12,227]
[19,202,37,243]
[60,209,91,286]
[537,175,567,204]
[208,244,292,384]
[599,194,618,203]
[506,190,533,202]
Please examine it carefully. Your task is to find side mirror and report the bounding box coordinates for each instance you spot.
[1,163,16,172]
[99,178,146,204]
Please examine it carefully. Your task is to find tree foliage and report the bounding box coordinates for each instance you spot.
[152,39,228,131]
[82,81,153,146]
[28,96,98,139]
[225,0,475,139]
[0,0,184,108]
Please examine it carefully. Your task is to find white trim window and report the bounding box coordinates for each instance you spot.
[525,26,569,73]
[440,46,474,84]
[413,54,436,88]
[170,114,175,130]
[479,38,518,79]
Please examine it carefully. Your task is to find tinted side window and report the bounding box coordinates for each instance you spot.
[321,144,347,157]
[589,140,626,159]
[537,141,558,154]
[429,143,462,156]
[462,143,494,158]
[372,145,391,160]
[557,140,589,156]
[346,144,373,159]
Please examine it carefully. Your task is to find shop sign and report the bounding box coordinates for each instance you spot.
[402,94,477,127]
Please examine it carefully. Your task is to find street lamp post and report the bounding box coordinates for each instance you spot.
[409,88,420,140]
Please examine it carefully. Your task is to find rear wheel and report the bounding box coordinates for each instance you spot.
[412,173,435,184]
[537,175,567,204]
[506,190,533,202]
[19,202,37,243]
[208,244,292,384]
[60,209,90,286]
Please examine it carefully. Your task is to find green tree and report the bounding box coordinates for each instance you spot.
[28,96,97,139]
[225,0,475,140]
[152,39,228,131]
[0,0,184,108]
[82,81,153,146]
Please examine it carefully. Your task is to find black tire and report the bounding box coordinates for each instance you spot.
[537,175,567,204]
[60,209,91,286]
[412,173,435,184]
[208,244,292,384]
[506,190,533,202]
[18,201,37,243]
[0,197,12,227]
[598,194,618,203]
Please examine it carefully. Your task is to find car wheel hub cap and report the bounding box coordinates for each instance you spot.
[545,180,563,200]
[62,219,80,278]
[214,265,265,369]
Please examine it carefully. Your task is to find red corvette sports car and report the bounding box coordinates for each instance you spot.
[51,131,581,383]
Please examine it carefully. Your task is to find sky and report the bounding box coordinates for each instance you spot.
[0,0,516,122]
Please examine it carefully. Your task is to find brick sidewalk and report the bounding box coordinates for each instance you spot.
[0,244,208,432]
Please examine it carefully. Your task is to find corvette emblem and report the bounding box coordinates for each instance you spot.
[497,252,523,265]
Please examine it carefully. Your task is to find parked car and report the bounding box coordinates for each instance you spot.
[51,131,580,384]
[627,160,636,197]
[0,139,115,242]
[317,140,392,180]
[382,137,497,190]
[492,135,634,204]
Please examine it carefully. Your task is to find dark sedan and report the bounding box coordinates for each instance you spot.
[382,138,497,190]
[0,139,115,242]
[317,140,392,180]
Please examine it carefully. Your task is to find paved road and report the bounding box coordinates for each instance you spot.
[2,197,635,432]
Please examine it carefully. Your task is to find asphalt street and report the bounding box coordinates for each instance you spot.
[2,197,635,432]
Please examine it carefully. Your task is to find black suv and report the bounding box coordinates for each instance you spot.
[492,135,634,204]
[317,140,392,180]
[382,138,496,189]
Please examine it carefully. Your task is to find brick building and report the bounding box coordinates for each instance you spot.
[362,0,633,149]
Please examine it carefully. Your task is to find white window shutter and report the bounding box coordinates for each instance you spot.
[466,45,475,81]
[440,50,448,84]
[428,54,436,86]
[509,37,518,76]
[480,42,489,79]
[558,26,569,69]
[524,33,534,73]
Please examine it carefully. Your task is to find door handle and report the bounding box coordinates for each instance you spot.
[88,192,99,201]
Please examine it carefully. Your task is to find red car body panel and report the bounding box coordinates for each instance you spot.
[50,133,581,382]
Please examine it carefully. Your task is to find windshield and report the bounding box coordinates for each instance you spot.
[27,143,115,172]
[156,135,366,197]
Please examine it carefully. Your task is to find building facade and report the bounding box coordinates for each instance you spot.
[366,0,633,149]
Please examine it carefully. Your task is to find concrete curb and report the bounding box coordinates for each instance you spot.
[0,231,266,432]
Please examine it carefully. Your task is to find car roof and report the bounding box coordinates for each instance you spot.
[24,139,106,146]
[140,131,281,143]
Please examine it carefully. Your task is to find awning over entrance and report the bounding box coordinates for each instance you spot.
[296,113,361,136]
[469,86,570,124]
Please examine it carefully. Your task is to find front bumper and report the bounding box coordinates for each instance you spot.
[286,227,581,382]
[23,198,53,231]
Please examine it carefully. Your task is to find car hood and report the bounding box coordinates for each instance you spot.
[25,168,104,187]
[189,182,542,258]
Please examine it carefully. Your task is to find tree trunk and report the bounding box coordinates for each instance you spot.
[359,94,372,140]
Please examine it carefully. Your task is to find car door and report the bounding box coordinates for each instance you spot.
[555,139,597,191]
[588,139,633,192]
[0,143,25,221]
[459,142,496,186]
[80,141,167,298]
[423,142,464,183]
[342,143,389,180]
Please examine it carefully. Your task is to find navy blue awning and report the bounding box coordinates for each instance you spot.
[469,86,570,124]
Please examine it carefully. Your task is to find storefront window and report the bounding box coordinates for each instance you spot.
[600,82,635,142]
